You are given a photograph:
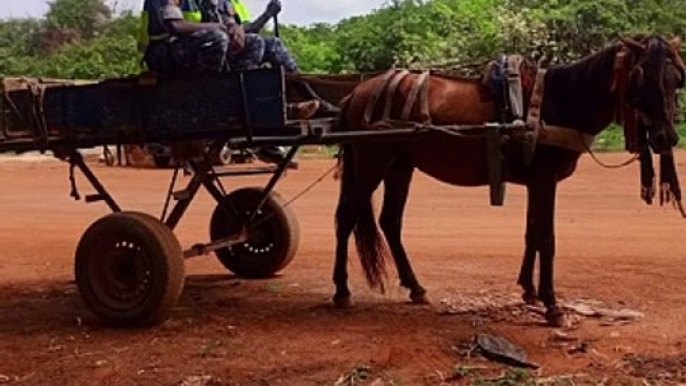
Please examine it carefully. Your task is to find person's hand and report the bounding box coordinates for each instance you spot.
[227,24,245,55]
[266,0,281,17]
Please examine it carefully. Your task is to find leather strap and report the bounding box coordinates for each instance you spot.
[401,71,431,122]
[363,69,397,127]
[382,70,410,121]
[526,69,596,153]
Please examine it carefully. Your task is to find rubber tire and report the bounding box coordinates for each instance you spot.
[75,212,185,327]
[210,187,300,278]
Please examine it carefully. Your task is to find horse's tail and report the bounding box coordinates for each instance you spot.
[353,190,388,291]
[335,93,388,291]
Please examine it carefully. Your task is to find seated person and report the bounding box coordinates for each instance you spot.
[205,0,340,116]
[139,0,331,167]
[140,0,337,119]
[208,0,340,165]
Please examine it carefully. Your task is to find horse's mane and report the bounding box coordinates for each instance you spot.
[429,71,485,83]
[550,34,676,74]
[548,43,620,75]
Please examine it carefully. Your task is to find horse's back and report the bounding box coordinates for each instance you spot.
[344,72,496,127]
[342,71,498,187]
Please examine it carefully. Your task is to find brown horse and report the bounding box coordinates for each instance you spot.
[332,35,685,326]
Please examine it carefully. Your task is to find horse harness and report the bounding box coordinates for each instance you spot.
[362,69,432,128]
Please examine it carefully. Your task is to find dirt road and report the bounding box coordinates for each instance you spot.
[0,151,684,385]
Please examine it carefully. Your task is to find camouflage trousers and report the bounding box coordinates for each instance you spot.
[229,34,299,72]
[144,30,299,74]
[144,29,230,74]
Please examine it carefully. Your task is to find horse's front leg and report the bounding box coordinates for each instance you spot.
[527,178,565,327]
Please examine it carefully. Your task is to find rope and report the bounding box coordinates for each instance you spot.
[248,164,339,230]
[430,125,491,139]
[582,138,641,169]
[281,164,339,208]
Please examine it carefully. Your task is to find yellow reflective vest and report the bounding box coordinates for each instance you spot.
[138,0,203,54]
[229,0,251,23]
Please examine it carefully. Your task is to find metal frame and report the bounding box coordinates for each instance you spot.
[11,109,529,262]
[63,136,302,260]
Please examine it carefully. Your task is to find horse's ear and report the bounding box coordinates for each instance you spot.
[619,35,646,55]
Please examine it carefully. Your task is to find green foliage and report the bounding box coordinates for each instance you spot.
[4,0,686,79]
[593,125,627,151]
[334,0,503,71]
[0,3,140,79]
[46,0,112,39]
[280,23,346,72]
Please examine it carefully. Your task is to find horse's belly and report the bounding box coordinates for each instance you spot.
[410,137,489,186]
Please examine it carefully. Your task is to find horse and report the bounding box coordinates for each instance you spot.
[332,34,685,326]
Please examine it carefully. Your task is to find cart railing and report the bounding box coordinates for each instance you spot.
[1,70,532,155]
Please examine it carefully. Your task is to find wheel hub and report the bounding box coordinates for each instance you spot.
[92,238,152,309]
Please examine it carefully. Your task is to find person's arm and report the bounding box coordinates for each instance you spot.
[166,19,225,34]
[160,1,225,35]
[243,0,280,34]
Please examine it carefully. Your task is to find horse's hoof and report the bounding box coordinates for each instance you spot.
[410,292,430,304]
[545,307,566,327]
[333,296,353,309]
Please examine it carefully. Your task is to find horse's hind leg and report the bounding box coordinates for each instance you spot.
[517,202,539,305]
[333,191,355,308]
[379,156,427,304]
[333,145,389,307]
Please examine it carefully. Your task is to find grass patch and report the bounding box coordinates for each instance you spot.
[297,145,339,159]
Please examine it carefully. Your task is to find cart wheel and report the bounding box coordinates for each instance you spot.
[211,187,300,278]
[75,212,185,326]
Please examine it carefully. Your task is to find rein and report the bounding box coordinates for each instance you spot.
[582,139,641,169]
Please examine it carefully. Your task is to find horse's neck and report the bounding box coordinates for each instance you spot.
[542,46,620,136]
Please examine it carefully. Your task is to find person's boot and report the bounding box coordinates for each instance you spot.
[287,100,320,120]
[291,79,341,117]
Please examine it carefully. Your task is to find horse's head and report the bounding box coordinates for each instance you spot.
[621,35,685,154]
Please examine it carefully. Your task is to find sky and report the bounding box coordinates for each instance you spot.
[1,0,388,25]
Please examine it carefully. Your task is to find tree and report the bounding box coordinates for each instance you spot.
[46,0,112,39]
